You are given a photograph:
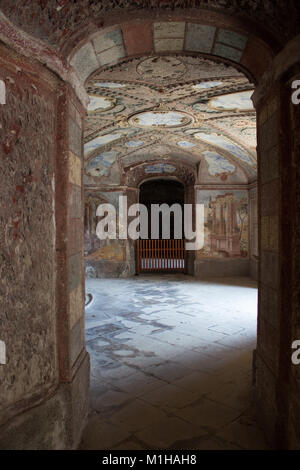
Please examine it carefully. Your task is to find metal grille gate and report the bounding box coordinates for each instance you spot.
[137,239,186,273]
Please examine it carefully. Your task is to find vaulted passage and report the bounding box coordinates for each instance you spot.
[81,275,266,450]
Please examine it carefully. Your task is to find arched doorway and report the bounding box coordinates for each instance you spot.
[138,179,186,273]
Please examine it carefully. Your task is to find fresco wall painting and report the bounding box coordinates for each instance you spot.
[197,190,248,259]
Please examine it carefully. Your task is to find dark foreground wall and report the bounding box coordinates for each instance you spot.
[0,43,89,449]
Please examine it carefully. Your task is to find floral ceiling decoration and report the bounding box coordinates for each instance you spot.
[84,55,257,183]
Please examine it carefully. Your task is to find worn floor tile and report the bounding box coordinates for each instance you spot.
[140,383,200,411]
[174,397,241,430]
[108,398,167,433]
[78,416,131,450]
[136,416,208,449]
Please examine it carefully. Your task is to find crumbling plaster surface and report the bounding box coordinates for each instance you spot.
[0,41,90,450]
[0,45,58,423]
[1,1,298,51]
[0,353,90,450]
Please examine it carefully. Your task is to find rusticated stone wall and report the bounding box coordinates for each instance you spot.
[0,43,58,423]
[0,43,89,450]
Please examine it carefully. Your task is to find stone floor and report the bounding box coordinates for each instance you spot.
[79,274,269,450]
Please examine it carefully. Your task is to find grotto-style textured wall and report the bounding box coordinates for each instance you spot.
[0,43,58,423]
[0,43,89,450]
[196,189,249,258]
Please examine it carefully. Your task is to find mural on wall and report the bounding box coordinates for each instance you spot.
[213,115,256,149]
[86,242,125,262]
[85,191,125,262]
[197,190,248,258]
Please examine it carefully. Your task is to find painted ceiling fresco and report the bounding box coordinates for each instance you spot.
[208,90,254,111]
[87,95,116,112]
[129,111,193,128]
[202,151,236,176]
[84,55,257,184]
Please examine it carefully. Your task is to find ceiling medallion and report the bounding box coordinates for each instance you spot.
[128,104,195,129]
[87,94,116,113]
[128,110,193,129]
[136,56,186,83]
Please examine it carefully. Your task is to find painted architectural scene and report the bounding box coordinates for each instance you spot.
[84,192,126,273]
[197,190,248,258]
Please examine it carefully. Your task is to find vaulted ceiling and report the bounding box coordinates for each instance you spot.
[84,55,257,186]
[2,1,297,187]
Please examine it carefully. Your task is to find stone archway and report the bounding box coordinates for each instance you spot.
[0,4,299,449]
